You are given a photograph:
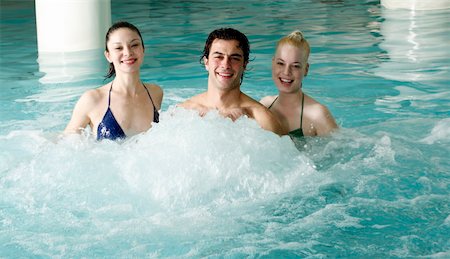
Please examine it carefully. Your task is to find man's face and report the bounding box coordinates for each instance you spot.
[204,39,247,91]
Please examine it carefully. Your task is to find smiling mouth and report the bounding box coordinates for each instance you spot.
[280,78,293,83]
[218,72,233,78]
[122,59,137,64]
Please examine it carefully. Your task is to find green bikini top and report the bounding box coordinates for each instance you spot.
[268,93,305,139]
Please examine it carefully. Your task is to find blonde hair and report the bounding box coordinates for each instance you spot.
[276,30,310,62]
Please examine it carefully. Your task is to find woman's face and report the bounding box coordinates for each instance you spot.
[104,28,144,75]
[272,43,309,93]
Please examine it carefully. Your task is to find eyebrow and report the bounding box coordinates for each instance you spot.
[275,58,301,64]
[212,51,243,58]
[111,38,141,45]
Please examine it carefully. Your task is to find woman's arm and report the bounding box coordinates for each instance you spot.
[64,91,96,134]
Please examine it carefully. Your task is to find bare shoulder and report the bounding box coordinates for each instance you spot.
[259,95,277,108]
[305,95,333,119]
[144,83,164,108]
[179,92,206,109]
[242,94,285,135]
[78,86,105,107]
[304,94,338,135]
[242,93,271,113]
[64,85,107,134]
[145,83,163,96]
[74,86,108,115]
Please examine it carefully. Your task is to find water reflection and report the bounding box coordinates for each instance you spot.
[374,8,450,84]
[37,49,106,84]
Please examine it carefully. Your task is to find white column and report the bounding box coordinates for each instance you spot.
[380,0,450,10]
[35,0,111,83]
[35,0,111,52]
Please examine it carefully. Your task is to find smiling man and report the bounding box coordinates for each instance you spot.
[180,28,284,135]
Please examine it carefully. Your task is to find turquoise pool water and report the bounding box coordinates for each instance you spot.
[1,0,449,257]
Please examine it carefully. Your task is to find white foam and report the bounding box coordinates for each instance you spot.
[2,108,316,213]
[421,118,450,144]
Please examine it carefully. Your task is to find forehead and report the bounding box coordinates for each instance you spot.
[275,43,307,61]
[108,28,141,42]
[210,39,243,55]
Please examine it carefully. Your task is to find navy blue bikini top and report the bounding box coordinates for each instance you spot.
[97,82,159,141]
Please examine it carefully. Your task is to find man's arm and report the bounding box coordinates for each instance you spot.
[259,95,277,108]
[250,105,286,136]
[178,93,211,117]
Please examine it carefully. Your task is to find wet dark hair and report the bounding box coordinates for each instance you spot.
[200,28,250,64]
[104,21,144,79]
[200,28,250,84]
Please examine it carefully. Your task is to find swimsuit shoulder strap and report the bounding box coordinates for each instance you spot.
[142,82,160,123]
[142,82,157,109]
[108,81,113,107]
[268,96,279,109]
[300,92,304,129]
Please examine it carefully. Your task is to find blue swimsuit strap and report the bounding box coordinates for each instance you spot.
[141,82,156,109]
[141,82,159,123]
[111,81,158,118]
[108,81,113,107]
[110,81,156,107]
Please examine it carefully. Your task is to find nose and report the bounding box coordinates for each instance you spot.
[221,56,232,68]
[283,65,291,75]
[123,46,132,56]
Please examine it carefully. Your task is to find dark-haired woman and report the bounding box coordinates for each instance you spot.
[65,21,163,140]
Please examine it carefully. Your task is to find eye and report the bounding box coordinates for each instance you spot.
[277,61,284,66]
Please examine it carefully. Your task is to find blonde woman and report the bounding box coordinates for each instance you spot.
[260,31,337,139]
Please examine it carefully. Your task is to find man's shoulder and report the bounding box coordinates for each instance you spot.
[179,92,207,109]
[259,95,277,108]
[241,93,271,112]
[240,93,276,121]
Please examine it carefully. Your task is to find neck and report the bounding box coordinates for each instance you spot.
[112,73,141,95]
[206,86,241,109]
[277,88,303,107]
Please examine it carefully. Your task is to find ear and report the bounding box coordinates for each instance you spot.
[243,61,248,70]
[104,50,112,63]
[305,63,310,77]
[204,56,209,71]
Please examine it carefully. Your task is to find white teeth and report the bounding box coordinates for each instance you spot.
[219,73,232,77]
[280,78,293,83]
